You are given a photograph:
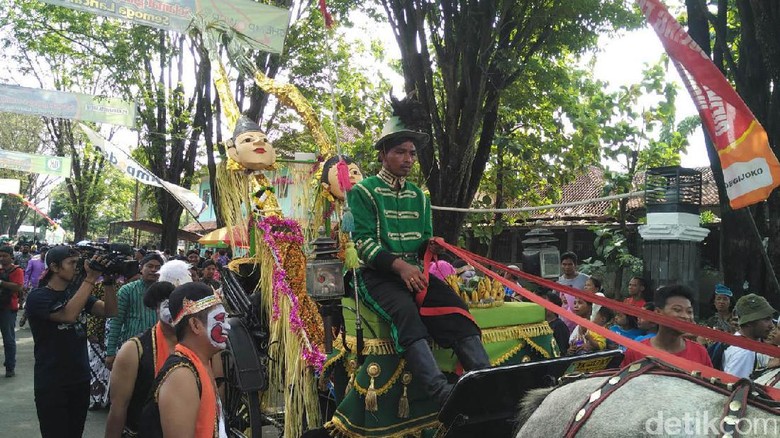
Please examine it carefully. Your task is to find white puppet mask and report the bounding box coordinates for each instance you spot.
[206,304,230,349]
[159,299,174,327]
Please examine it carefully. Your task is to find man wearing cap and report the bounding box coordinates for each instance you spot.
[723,293,778,378]
[704,283,735,333]
[0,245,24,377]
[105,253,164,370]
[347,96,490,407]
[25,245,117,437]
[139,282,229,437]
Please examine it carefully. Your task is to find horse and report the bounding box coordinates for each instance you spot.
[514,358,780,437]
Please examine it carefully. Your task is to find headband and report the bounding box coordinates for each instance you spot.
[172,292,223,326]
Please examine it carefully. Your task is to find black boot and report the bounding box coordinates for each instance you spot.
[404,339,452,407]
[453,335,491,371]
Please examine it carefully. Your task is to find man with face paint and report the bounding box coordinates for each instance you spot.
[105,282,178,438]
[105,253,165,370]
[140,282,230,438]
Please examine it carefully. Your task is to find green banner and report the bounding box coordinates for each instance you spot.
[40,0,291,54]
[0,149,72,177]
[0,84,137,128]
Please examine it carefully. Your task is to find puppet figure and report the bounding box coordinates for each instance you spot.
[226,116,281,216]
[320,155,363,202]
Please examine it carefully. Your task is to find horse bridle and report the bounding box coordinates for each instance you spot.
[560,358,780,438]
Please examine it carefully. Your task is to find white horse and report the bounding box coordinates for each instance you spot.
[515,361,780,437]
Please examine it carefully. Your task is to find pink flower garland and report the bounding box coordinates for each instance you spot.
[255,216,326,371]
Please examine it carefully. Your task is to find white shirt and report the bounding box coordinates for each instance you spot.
[723,332,771,379]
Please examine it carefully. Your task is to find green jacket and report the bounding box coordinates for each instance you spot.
[347,168,432,272]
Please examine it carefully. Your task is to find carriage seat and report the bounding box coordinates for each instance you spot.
[341,297,545,339]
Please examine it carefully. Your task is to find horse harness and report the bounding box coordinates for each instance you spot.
[560,357,780,438]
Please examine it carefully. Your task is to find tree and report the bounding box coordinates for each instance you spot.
[475,59,613,256]
[1,4,145,241]
[380,0,639,242]
[685,0,780,304]
[48,163,134,239]
[0,114,54,236]
[599,59,699,228]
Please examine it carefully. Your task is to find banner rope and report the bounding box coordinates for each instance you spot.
[430,190,644,213]
[430,238,780,399]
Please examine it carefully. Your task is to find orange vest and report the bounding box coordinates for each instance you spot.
[174,344,218,438]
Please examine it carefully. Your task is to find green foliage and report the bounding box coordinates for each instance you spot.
[382,0,642,241]
[700,210,718,225]
[579,227,643,280]
[478,57,612,216]
[0,114,54,235]
[598,58,700,224]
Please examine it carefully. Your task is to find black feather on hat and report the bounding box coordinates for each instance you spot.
[374,94,430,150]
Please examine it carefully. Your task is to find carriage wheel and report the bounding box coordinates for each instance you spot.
[222,349,263,438]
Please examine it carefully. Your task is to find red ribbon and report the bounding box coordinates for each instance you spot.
[415,242,477,324]
[432,237,780,399]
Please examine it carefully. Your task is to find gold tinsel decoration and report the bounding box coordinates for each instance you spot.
[252,70,335,157]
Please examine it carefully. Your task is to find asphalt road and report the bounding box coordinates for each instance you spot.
[0,324,107,438]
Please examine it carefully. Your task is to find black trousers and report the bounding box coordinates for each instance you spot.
[360,269,479,350]
[35,381,90,438]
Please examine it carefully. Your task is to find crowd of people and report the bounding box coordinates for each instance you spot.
[0,242,231,437]
[502,251,780,375]
[424,247,780,379]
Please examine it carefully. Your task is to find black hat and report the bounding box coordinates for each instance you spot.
[232,115,263,142]
[45,245,79,267]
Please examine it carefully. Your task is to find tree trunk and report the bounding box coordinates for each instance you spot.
[488,136,506,259]
[157,190,183,251]
[686,0,775,301]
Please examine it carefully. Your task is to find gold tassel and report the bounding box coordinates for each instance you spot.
[398,372,412,419]
[345,359,356,397]
[364,363,381,412]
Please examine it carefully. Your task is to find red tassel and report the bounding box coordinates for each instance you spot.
[336,157,353,193]
[318,0,334,29]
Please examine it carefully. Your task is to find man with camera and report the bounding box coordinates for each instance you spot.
[0,246,24,377]
[105,253,164,370]
[25,245,118,438]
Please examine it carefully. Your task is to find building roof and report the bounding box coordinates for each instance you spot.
[109,220,203,242]
[527,166,720,221]
[182,220,217,233]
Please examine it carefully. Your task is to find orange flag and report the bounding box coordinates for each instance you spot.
[637,0,780,209]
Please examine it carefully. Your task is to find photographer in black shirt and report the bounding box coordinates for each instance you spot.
[25,246,118,438]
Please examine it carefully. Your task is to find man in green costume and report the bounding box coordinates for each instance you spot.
[347,97,490,407]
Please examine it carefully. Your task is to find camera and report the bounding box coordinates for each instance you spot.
[76,242,140,279]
